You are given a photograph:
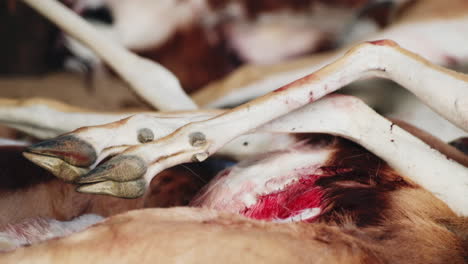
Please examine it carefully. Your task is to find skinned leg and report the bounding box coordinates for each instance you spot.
[21,0,196,111]
[193,2,468,108]
[26,93,468,215]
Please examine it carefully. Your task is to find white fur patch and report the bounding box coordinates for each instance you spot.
[0,214,103,251]
[0,138,30,146]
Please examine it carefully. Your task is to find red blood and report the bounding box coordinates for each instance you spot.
[368,39,397,47]
[241,174,324,222]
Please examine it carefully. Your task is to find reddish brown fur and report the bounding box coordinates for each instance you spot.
[137,24,239,94]
[0,146,212,228]
[1,196,466,264]
[309,136,413,226]
[0,130,466,262]
[1,0,466,261]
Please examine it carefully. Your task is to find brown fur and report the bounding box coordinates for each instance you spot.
[0,0,465,261]
[0,131,466,263]
[314,136,413,227]
[0,146,212,228]
[137,24,239,94]
[1,201,465,263]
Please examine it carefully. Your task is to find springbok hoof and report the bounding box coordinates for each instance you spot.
[76,178,147,198]
[23,152,89,182]
[77,155,147,184]
[26,135,97,167]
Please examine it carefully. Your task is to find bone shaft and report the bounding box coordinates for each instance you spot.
[195,46,367,152]
[191,42,468,155]
[342,103,468,216]
[21,0,197,111]
[382,48,468,131]
[0,99,214,139]
[259,96,468,216]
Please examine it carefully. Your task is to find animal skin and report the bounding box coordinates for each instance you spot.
[0,0,467,262]
[0,145,213,228]
[0,130,466,263]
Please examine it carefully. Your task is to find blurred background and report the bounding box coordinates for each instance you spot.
[0,0,467,141]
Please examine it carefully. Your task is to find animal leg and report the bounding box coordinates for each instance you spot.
[21,0,197,111]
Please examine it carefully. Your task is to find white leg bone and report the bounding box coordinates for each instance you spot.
[0,98,210,139]
[0,98,134,138]
[21,0,197,111]
[13,40,466,139]
[259,95,468,216]
[0,98,294,163]
[120,40,468,163]
[4,98,294,173]
[5,96,464,164]
[94,94,464,216]
[193,41,468,149]
[24,42,468,213]
[25,94,468,215]
[195,12,468,107]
